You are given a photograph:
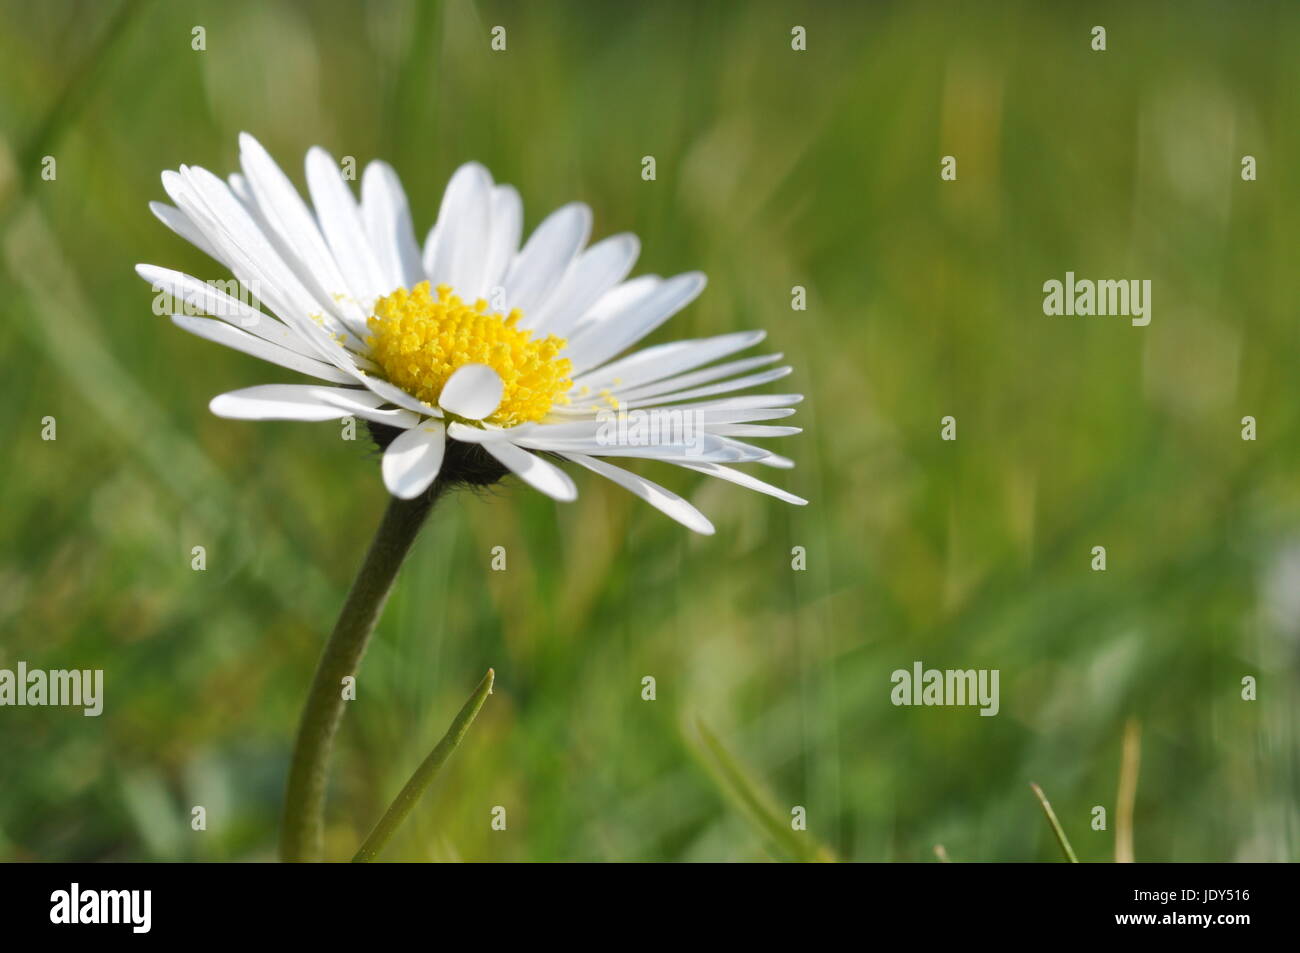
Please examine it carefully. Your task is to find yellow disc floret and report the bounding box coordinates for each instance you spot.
[366,282,572,427]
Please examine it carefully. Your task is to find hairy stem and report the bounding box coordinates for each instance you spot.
[280,489,438,862]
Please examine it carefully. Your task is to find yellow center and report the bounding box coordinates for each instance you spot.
[366,282,572,427]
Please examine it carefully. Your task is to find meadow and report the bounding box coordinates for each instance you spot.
[0,0,1296,862]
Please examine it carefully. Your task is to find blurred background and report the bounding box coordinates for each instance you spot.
[0,0,1297,862]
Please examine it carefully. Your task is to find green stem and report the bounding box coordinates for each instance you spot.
[280,489,439,862]
[352,668,495,862]
[1030,782,1079,863]
[1115,718,1142,863]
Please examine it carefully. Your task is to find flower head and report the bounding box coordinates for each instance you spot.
[139,134,805,533]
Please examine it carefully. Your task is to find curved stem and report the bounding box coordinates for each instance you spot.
[280,489,439,862]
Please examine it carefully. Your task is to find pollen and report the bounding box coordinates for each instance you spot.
[366,282,572,426]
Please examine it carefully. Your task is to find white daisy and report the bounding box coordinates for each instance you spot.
[138,134,805,533]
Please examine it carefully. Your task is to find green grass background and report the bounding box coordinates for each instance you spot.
[0,0,1297,862]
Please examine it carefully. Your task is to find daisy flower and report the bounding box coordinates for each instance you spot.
[138,134,805,533]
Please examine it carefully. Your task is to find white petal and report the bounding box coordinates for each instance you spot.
[362,160,425,290]
[227,172,259,217]
[510,431,763,463]
[485,419,605,441]
[564,271,707,374]
[312,390,420,428]
[563,453,714,535]
[704,424,802,438]
[674,461,807,506]
[167,165,366,359]
[623,366,793,409]
[502,202,591,317]
[160,169,299,322]
[382,421,447,499]
[627,393,805,413]
[719,438,795,467]
[508,407,797,443]
[355,373,444,417]
[421,221,441,282]
[693,407,798,424]
[566,274,661,340]
[572,330,766,394]
[478,185,523,299]
[170,315,355,383]
[209,384,382,421]
[238,134,361,326]
[584,353,782,405]
[426,163,495,296]
[444,421,511,443]
[305,146,388,306]
[438,363,503,420]
[527,233,640,336]
[136,264,313,356]
[149,201,222,261]
[480,440,578,501]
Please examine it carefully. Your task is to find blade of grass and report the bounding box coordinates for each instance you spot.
[352,669,494,863]
[1115,718,1142,863]
[691,718,835,863]
[1030,782,1079,863]
[2,0,147,227]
